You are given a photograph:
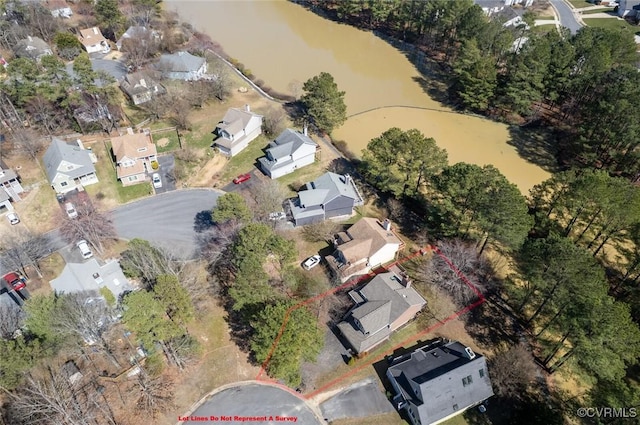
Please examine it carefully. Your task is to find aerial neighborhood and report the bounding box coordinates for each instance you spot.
[0,0,639,425]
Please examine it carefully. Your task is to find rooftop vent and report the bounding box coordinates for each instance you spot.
[382,219,391,231]
[464,347,476,360]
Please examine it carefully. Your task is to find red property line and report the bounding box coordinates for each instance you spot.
[255,245,487,400]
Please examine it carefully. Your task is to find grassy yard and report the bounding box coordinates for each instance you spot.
[582,7,614,13]
[84,141,152,206]
[567,0,593,8]
[218,134,270,182]
[583,17,640,34]
[152,128,181,153]
[531,23,558,35]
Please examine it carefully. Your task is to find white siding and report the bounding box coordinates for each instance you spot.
[369,243,400,268]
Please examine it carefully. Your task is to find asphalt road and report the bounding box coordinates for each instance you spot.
[182,383,324,425]
[112,189,223,259]
[550,0,584,34]
[320,377,395,422]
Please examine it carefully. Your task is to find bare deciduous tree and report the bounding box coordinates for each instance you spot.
[9,128,47,162]
[162,87,191,130]
[1,227,54,278]
[6,366,99,425]
[196,219,242,266]
[58,201,117,255]
[489,344,537,400]
[135,370,174,417]
[302,220,340,243]
[26,95,65,135]
[248,179,287,220]
[24,4,61,41]
[0,303,24,339]
[119,239,184,286]
[206,53,232,101]
[422,239,495,306]
[121,30,159,71]
[262,106,287,138]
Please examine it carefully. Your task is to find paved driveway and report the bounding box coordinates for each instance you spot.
[154,154,176,194]
[222,169,260,193]
[320,377,395,422]
[181,382,324,425]
[112,189,223,259]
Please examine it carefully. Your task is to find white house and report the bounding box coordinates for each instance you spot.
[116,26,161,51]
[45,0,73,18]
[326,217,404,282]
[50,258,134,299]
[214,105,263,156]
[110,129,158,186]
[78,27,110,54]
[43,138,99,194]
[156,51,207,81]
[0,160,25,202]
[258,128,318,179]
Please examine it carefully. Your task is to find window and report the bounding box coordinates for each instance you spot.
[479,369,485,378]
[60,182,68,187]
[462,375,473,387]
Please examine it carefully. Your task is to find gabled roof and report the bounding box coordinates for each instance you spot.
[14,36,52,59]
[45,0,70,10]
[120,72,163,97]
[298,172,360,208]
[387,340,494,424]
[43,138,96,182]
[50,258,133,299]
[259,128,317,172]
[157,51,205,73]
[110,131,157,162]
[338,272,426,353]
[216,106,262,135]
[0,160,19,186]
[78,27,107,47]
[339,217,402,263]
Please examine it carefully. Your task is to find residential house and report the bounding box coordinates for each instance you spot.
[45,0,73,18]
[110,129,157,186]
[77,27,110,54]
[288,172,364,226]
[214,105,263,156]
[337,271,426,354]
[120,72,165,105]
[326,217,404,282]
[0,190,12,214]
[387,339,494,425]
[475,0,532,15]
[43,138,99,194]
[258,128,317,179]
[14,36,53,61]
[116,25,160,51]
[156,51,207,81]
[0,160,25,202]
[50,258,134,299]
[618,0,640,17]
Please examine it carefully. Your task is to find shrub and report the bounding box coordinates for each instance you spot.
[151,160,159,170]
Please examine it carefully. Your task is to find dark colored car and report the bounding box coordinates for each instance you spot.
[3,272,26,291]
[233,173,251,184]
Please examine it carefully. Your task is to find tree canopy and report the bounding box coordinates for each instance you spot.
[212,192,252,223]
[300,72,347,133]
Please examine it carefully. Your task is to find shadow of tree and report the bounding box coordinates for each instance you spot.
[193,210,215,233]
[506,124,562,173]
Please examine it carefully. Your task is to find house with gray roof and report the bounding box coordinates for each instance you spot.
[156,51,207,81]
[116,26,160,51]
[43,138,98,194]
[45,0,73,18]
[14,36,53,61]
[50,258,134,300]
[337,271,425,354]
[387,339,494,425]
[120,71,165,105]
[258,128,318,179]
[214,105,263,156]
[288,172,364,226]
[0,160,24,202]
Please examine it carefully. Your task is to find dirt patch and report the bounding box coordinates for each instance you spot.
[156,137,171,148]
[187,154,228,187]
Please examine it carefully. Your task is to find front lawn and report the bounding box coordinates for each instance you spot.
[531,23,558,35]
[116,181,153,203]
[218,134,270,182]
[582,7,615,13]
[583,17,640,34]
[567,0,593,8]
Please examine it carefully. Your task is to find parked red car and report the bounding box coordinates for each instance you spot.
[233,173,251,184]
[3,272,26,291]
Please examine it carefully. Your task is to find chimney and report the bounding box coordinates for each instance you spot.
[93,27,98,35]
[463,347,476,360]
[303,124,308,137]
[401,272,412,288]
[382,219,391,231]
[244,104,250,112]
[27,36,33,42]
[126,127,134,135]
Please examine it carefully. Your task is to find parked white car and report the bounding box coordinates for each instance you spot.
[65,202,78,219]
[303,255,321,270]
[76,240,93,259]
[6,212,19,225]
[152,173,162,189]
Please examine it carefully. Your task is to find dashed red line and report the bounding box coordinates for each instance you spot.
[255,245,486,400]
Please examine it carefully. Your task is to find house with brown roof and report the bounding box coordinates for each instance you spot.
[214,105,263,156]
[326,217,404,282]
[78,27,110,54]
[337,271,426,354]
[110,129,157,186]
